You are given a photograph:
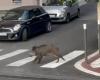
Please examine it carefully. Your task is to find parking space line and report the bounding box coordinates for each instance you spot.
[7,55,36,67]
[40,50,85,68]
[0,49,29,61]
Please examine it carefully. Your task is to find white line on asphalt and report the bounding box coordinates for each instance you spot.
[0,49,29,61]
[74,50,100,76]
[90,58,100,68]
[40,50,85,68]
[7,55,36,67]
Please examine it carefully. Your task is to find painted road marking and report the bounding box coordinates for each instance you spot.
[41,50,85,68]
[90,58,100,68]
[0,49,29,61]
[7,55,36,67]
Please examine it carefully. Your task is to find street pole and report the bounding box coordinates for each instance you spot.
[83,24,88,63]
[98,20,100,55]
[97,0,100,55]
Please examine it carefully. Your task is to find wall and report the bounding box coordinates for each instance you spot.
[0,0,37,10]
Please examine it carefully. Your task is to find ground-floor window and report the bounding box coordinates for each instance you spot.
[12,0,22,3]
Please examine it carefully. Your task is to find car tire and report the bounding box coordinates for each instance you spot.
[66,14,70,23]
[77,10,80,18]
[21,28,28,41]
[45,22,52,32]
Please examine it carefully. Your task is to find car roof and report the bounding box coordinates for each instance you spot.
[11,6,42,11]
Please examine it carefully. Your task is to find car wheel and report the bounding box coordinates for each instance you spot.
[46,22,52,32]
[77,10,80,18]
[21,28,28,41]
[66,14,70,23]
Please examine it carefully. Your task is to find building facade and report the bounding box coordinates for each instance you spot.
[0,0,85,10]
[0,0,39,10]
[0,0,55,10]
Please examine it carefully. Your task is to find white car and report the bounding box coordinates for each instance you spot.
[43,0,80,22]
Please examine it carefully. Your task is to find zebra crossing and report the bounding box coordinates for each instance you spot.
[0,49,29,61]
[7,56,36,67]
[0,49,85,68]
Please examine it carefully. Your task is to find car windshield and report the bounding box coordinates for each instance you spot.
[3,10,28,20]
[43,0,67,6]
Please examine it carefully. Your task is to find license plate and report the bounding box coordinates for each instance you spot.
[50,15,55,17]
[0,33,7,36]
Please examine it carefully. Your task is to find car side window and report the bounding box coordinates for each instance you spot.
[39,7,46,14]
[28,10,35,19]
[33,8,42,16]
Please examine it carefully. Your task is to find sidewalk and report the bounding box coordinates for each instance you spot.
[74,50,100,76]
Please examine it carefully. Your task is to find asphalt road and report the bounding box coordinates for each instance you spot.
[0,1,99,80]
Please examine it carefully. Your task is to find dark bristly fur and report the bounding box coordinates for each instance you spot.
[32,44,65,63]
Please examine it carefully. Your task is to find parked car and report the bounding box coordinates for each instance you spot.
[0,6,52,41]
[43,0,80,22]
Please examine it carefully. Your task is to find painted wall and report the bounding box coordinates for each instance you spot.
[0,0,86,10]
[0,0,37,10]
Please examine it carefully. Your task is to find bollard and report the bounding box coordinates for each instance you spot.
[83,24,88,63]
[98,20,100,55]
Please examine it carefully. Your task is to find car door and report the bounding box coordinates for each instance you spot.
[39,7,50,30]
[28,9,40,34]
[67,1,78,18]
[71,1,78,17]
[33,8,45,31]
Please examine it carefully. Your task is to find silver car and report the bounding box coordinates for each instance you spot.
[43,0,80,22]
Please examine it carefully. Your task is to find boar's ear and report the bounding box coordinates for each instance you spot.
[32,46,37,51]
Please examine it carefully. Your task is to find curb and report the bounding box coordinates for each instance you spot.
[74,50,100,76]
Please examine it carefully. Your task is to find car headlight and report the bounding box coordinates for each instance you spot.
[13,24,21,31]
[58,10,66,17]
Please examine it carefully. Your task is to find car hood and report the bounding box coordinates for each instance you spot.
[43,6,67,13]
[0,20,23,28]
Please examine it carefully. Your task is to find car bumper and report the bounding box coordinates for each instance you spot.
[51,17,66,22]
[0,32,20,40]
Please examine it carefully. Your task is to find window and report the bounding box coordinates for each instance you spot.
[33,8,42,16]
[12,0,22,3]
[3,10,24,20]
[28,10,35,19]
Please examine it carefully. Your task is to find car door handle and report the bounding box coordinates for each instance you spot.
[40,18,43,20]
[27,22,30,24]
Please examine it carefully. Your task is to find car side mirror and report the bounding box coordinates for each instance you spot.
[31,16,36,19]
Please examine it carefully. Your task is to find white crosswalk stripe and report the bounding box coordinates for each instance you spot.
[40,50,85,68]
[0,49,85,68]
[7,55,36,67]
[0,49,29,61]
